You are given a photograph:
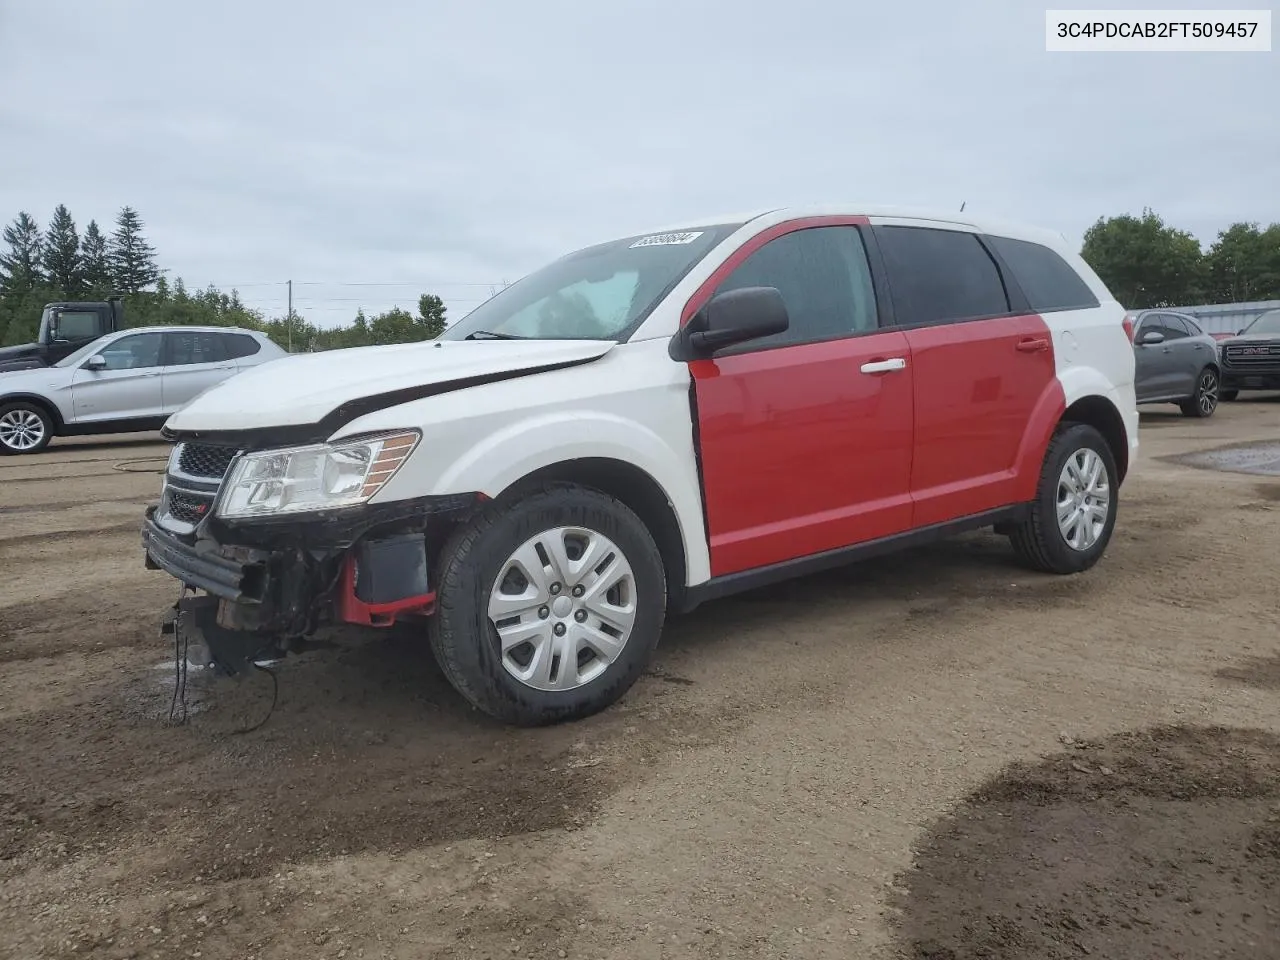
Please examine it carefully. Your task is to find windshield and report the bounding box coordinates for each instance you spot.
[440,224,741,342]
[1244,309,1280,335]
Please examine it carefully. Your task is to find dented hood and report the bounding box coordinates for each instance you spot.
[164,338,615,434]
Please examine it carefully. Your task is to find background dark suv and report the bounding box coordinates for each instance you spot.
[1129,309,1222,418]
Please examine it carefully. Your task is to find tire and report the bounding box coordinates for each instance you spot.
[1220,389,1239,402]
[1009,422,1118,575]
[0,401,53,455]
[428,482,667,725]
[1179,367,1220,418]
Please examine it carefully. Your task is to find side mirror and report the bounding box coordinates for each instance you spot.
[671,286,789,360]
[1138,329,1165,346]
[84,355,107,371]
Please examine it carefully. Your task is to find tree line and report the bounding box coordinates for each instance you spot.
[4,203,1279,349]
[1081,210,1279,309]
[0,205,447,350]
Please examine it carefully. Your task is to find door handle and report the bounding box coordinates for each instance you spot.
[1016,338,1050,353]
[860,357,907,374]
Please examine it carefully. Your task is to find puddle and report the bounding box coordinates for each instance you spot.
[1170,441,1280,476]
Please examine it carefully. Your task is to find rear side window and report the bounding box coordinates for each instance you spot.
[875,226,1010,326]
[166,331,227,365]
[223,333,262,359]
[987,235,1100,313]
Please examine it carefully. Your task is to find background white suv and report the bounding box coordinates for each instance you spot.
[0,326,285,455]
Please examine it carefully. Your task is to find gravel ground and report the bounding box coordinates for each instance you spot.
[1,400,1278,960]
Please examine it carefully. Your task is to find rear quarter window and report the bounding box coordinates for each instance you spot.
[223,333,262,359]
[987,235,1100,313]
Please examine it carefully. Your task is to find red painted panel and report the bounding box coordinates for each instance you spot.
[906,314,1058,526]
[1010,377,1069,503]
[691,331,915,577]
[681,215,871,326]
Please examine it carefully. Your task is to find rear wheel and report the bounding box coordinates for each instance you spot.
[0,401,53,455]
[1179,367,1219,418]
[1009,423,1118,574]
[429,483,667,725]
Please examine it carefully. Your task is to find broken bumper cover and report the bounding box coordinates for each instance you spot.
[142,509,267,603]
[142,492,483,633]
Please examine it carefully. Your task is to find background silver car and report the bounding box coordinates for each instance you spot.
[1129,309,1222,418]
[0,326,286,454]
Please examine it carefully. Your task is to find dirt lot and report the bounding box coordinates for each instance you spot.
[2,402,1279,960]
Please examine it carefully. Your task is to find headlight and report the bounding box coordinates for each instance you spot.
[216,430,420,519]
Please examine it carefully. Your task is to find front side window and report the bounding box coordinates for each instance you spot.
[439,224,741,342]
[1177,314,1205,336]
[1156,314,1190,340]
[876,226,1011,325]
[95,333,163,370]
[711,226,879,350]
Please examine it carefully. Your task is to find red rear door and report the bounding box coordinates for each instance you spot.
[871,224,1058,526]
[686,220,916,578]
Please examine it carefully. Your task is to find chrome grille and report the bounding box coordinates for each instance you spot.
[176,442,240,480]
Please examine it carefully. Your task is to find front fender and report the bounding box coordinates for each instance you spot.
[373,409,712,586]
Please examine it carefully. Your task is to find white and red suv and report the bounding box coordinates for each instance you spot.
[142,205,1138,725]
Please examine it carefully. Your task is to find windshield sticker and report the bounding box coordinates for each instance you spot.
[629,231,704,248]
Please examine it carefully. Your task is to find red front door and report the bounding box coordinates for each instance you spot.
[686,220,916,578]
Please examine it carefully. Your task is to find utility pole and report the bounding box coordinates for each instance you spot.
[287,279,293,352]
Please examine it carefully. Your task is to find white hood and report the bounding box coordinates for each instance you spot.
[165,338,615,432]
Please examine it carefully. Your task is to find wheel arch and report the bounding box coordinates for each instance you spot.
[0,393,64,431]
[1060,394,1129,485]
[497,457,691,611]
[1013,373,1132,501]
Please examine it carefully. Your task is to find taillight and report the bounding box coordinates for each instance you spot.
[1122,316,1135,343]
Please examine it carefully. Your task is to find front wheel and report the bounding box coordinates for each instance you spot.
[0,401,53,455]
[1009,423,1118,574]
[429,483,667,725]
[1179,367,1220,418]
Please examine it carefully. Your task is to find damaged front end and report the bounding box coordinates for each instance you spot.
[142,433,481,678]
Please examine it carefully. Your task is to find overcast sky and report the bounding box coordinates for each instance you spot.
[1,1,1276,326]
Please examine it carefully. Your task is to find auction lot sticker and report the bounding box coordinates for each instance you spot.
[630,232,705,248]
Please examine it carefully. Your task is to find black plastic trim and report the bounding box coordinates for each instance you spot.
[678,504,1030,613]
[142,508,267,603]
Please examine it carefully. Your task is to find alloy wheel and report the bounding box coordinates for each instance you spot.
[1056,448,1111,551]
[1197,370,1219,416]
[0,408,47,452]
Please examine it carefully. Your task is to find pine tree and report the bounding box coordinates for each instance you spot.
[107,206,160,293]
[0,212,46,295]
[80,220,112,292]
[41,204,82,294]
[417,293,447,338]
